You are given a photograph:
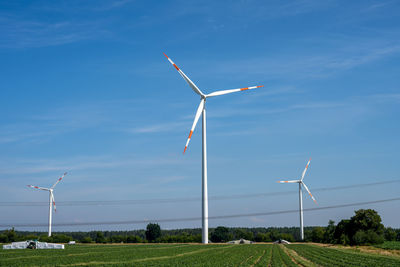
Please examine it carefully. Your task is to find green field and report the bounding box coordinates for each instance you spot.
[375,241,400,250]
[1,243,400,266]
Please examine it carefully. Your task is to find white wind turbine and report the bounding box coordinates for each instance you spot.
[164,53,263,244]
[277,158,316,240]
[27,172,67,237]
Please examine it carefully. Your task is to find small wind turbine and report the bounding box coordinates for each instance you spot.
[27,172,67,237]
[277,159,316,240]
[164,53,263,244]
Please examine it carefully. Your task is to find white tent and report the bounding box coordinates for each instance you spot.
[227,238,254,244]
[273,239,291,244]
[3,240,64,249]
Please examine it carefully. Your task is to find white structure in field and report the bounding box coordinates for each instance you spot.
[164,53,263,244]
[274,239,291,244]
[277,158,317,240]
[27,172,67,237]
[3,241,64,249]
[227,239,254,244]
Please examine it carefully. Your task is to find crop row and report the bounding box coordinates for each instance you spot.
[0,244,297,266]
[286,244,400,267]
[375,241,400,250]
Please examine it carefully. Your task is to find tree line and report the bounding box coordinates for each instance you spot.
[1,209,398,245]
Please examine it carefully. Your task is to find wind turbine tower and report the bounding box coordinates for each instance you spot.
[277,159,316,240]
[164,53,263,243]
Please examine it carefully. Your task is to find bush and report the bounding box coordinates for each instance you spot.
[280,233,295,242]
[111,235,126,243]
[384,228,397,241]
[39,235,52,242]
[52,234,72,243]
[210,227,231,243]
[311,227,325,243]
[0,234,8,243]
[127,235,142,243]
[353,230,384,245]
[81,237,92,243]
[255,233,272,242]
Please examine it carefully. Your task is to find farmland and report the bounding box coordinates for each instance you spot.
[375,241,400,250]
[1,243,400,266]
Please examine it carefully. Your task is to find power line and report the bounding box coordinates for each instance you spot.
[1,179,399,207]
[1,197,399,228]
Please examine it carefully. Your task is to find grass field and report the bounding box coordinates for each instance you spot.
[375,241,400,250]
[1,243,400,266]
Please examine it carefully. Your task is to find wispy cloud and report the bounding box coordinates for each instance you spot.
[128,121,189,134]
[198,44,400,80]
[368,93,400,103]
[362,1,396,12]
[0,102,110,144]
[0,154,187,176]
[0,15,110,48]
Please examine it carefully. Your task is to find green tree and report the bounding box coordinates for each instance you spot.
[52,234,72,243]
[0,234,8,243]
[95,231,105,243]
[333,209,385,246]
[323,220,335,243]
[255,232,272,242]
[234,229,253,240]
[127,235,142,243]
[111,235,126,243]
[353,230,384,245]
[210,226,230,243]
[334,219,351,245]
[384,227,397,241]
[350,209,384,245]
[311,227,325,243]
[4,228,17,242]
[145,223,161,242]
[280,233,295,242]
[39,235,52,242]
[81,237,92,243]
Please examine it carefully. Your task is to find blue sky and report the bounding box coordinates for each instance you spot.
[1,0,399,232]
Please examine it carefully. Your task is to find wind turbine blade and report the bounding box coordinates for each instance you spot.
[51,192,56,212]
[184,99,205,154]
[163,53,204,96]
[302,182,317,203]
[51,172,67,189]
[206,85,264,98]
[27,185,49,191]
[301,158,311,181]
[277,180,300,183]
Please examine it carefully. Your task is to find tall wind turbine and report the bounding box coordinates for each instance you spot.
[277,159,316,240]
[164,53,263,244]
[27,172,67,237]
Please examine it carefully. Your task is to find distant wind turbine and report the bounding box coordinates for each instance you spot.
[164,53,263,244]
[27,172,67,237]
[277,159,316,240]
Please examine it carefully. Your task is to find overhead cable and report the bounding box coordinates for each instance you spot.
[1,196,399,228]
